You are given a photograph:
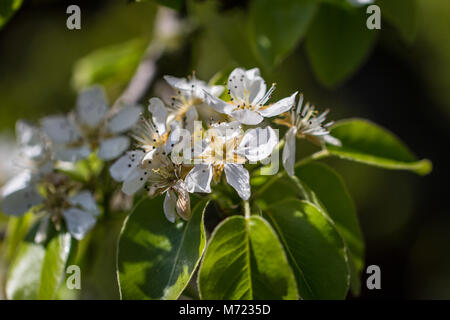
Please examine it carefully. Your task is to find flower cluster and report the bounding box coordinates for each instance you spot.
[110,67,340,222]
[41,86,142,162]
[1,121,100,240]
[0,87,142,240]
[0,67,340,239]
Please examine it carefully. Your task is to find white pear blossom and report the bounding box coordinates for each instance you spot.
[276,94,341,176]
[1,121,99,240]
[164,74,224,129]
[204,68,297,125]
[109,98,192,222]
[113,149,191,222]
[41,86,142,162]
[185,122,278,200]
[110,97,181,182]
[1,122,51,216]
[0,133,21,184]
[61,190,100,240]
[2,170,99,240]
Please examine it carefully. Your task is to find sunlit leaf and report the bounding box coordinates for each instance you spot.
[198,215,298,300]
[0,0,22,30]
[37,232,72,299]
[326,119,432,175]
[295,163,364,295]
[3,212,34,262]
[7,222,72,300]
[264,199,350,299]
[71,39,146,91]
[118,197,208,299]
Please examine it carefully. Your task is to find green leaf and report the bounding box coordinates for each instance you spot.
[249,0,318,68]
[264,199,349,299]
[37,232,72,299]
[71,39,147,91]
[6,222,72,300]
[0,0,22,30]
[252,175,302,211]
[295,163,364,295]
[3,213,34,262]
[118,197,208,300]
[6,225,45,300]
[326,118,432,175]
[188,1,257,68]
[56,153,104,183]
[378,0,417,44]
[305,4,377,87]
[198,215,298,300]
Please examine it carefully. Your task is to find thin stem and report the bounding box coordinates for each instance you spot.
[250,137,285,174]
[244,200,251,219]
[294,149,329,169]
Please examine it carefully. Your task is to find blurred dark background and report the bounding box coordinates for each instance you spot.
[0,0,449,299]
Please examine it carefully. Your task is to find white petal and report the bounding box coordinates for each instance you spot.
[282,128,297,177]
[53,144,91,162]
[109,150,145,182]
[348,0,374,6]
[245,68,261,79]
[1,171,42,215]
[163,191,177,223]
[324,134,342,147]
[209,85,225,97]
[257,92,297,117]
[164,126,182,155]
[209,121,242,139]
[225,164,250,200]
[142,148,158,163]
[185,106,198,133]
[16,120,45,148]
[41,115,80,143]
[228,68,266,105]
[164,75,214,101]
[21,145,46,162]
[68,191,99,216]
[247,76,267,106]
[229,108,264,125]
[76,86,108,128]
[98,136,130,160]
[227,68,247,101]
[185,164,212,193]
[16,121,47,161]
[237,126,278,162]
[168,128,194,164]
[16,121,38,145]
[62,208,97,240]
[148,97,168,135]
[164,75,189,90]
[121,168,146,195]
[204,91,235,114]
[107,105,142,134]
